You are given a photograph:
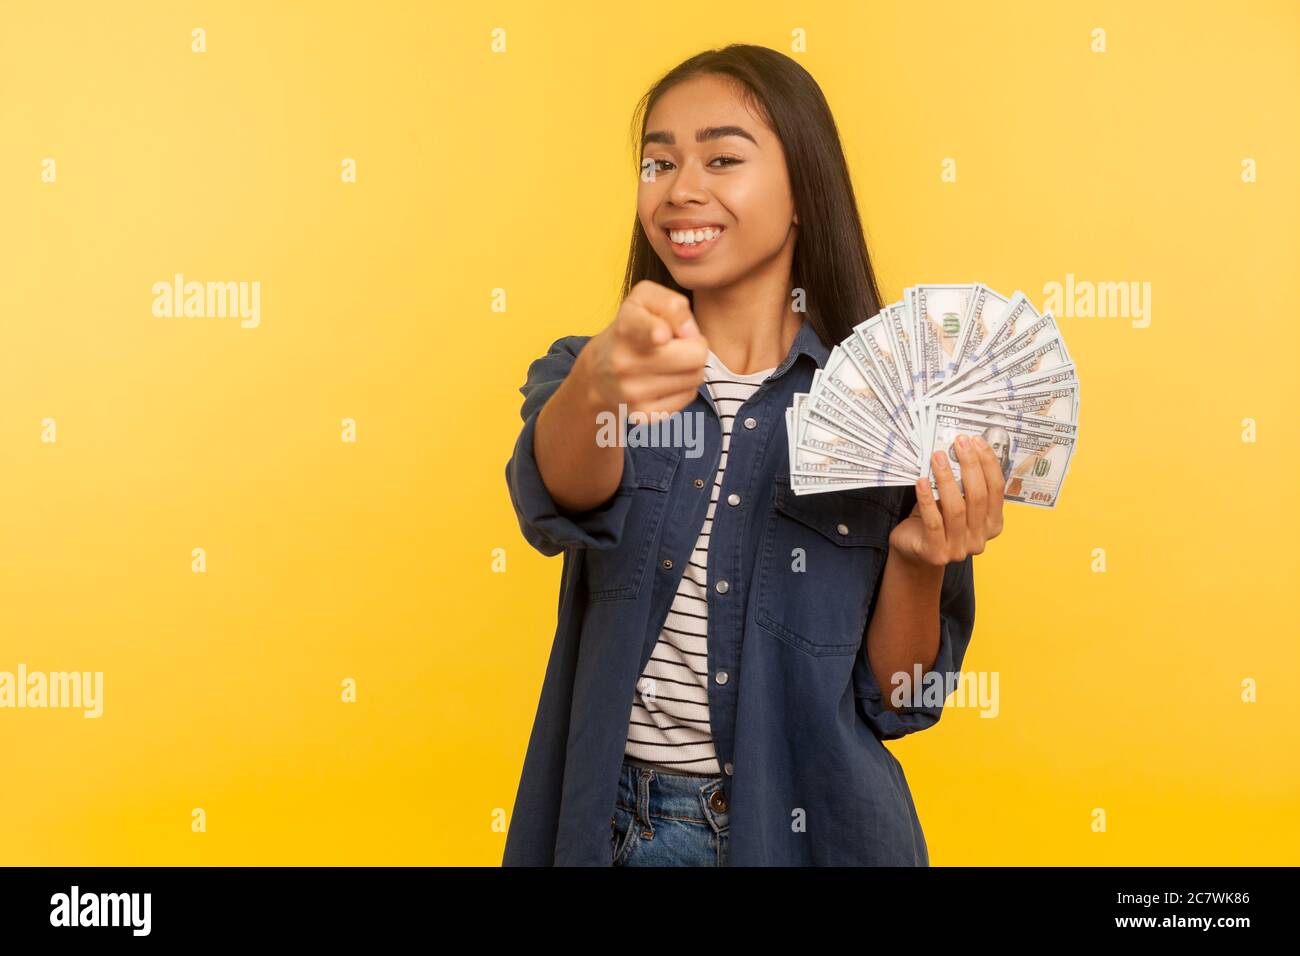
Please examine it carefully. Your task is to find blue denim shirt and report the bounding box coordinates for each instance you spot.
[502,318,976,866]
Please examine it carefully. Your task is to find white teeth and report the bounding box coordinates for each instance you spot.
[669,227,722,244]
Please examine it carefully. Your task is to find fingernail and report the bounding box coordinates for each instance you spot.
[932,451,945,467]
[973,435,986,449]
[957,435,969,450]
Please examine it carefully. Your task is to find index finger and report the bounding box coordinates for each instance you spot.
[620,302,674,352]
[974,435,1007,512]
[631,281,700,338]
[930,448,966,543]
[953,435,988,535]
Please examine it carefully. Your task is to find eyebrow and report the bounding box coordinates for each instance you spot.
[642,125,757,147]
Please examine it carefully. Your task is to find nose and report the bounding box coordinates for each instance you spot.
[667,155,710,206]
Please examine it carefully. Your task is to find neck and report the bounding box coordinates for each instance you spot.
[691,230,801,374]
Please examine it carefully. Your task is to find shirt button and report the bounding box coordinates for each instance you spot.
[715,579,729,594]
[727,493,740,506]
[723,762,733,776]
[693,478,705,489]
[715,670,729,685]
[836,523,849,536]
[743,417,757,429]
[661,558,673,569]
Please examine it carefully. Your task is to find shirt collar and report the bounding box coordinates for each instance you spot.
[772,316,832,378]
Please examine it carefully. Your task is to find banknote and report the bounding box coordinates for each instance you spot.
[922,400,1077,508]
[948,283,1010,380]
[787,283,1080,507]
[912,283,976,396]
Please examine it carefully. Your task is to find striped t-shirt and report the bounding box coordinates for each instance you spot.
[622,349,776,774]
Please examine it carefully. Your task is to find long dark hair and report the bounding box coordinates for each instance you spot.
[620,44,885,349]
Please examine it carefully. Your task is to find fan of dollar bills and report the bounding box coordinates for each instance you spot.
[785,283,1079,508]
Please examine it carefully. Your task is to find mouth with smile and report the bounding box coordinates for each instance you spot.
[662,222,726,260]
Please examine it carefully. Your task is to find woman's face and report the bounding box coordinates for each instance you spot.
[637,73,797,291]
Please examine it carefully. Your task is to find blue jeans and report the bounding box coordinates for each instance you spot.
[610,756,730,866]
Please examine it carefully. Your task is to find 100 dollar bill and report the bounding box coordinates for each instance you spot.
[922,400,1078,508]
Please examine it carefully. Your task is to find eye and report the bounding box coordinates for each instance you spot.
[641,155,743,173]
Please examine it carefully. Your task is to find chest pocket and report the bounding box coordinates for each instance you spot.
[756,480,894,656]
[585,446,680,603]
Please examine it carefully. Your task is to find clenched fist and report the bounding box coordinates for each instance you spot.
[580,280,711,422]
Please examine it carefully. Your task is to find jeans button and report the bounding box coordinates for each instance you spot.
[709,790,728,813]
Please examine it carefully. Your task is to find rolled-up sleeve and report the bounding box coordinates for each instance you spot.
[853,484,977,740]
[505,335,639,557]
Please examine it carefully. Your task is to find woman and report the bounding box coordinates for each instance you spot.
[502,44,1003,866]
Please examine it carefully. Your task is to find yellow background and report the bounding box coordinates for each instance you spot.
[1,0,1296,865]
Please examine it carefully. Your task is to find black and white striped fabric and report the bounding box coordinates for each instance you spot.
[622,350,776,774]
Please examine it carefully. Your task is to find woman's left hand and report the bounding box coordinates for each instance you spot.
[888,434,1006,567]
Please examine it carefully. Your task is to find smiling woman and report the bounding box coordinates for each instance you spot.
[624,54,884,352]
[503,44,982,867]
